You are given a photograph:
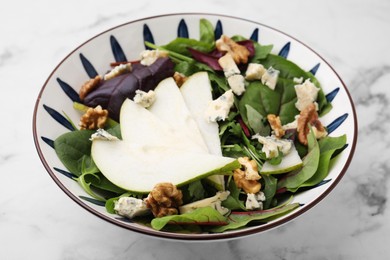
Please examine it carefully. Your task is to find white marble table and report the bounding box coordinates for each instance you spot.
[1,0,389,259]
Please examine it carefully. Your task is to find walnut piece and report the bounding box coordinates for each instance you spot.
[233,157,261,194]
[238,157,260,181]
[79,75,101,101]
[267,114,285,138]
[79,105,108,130]
[297,103,327,145]
[145,183,183,218]
[173,71,187,87]
[216,35,250,64]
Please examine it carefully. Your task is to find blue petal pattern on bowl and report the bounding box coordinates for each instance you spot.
[57,78,80,103]
[143,24,154,50]
[40,17,350,221]
[54,167,76,179]
[327,113,348,134]
[43,104,75,131]
[278,42,290,58]
[214,20,223,40]
[80,53,98,78]
[178,19,189,38]
[310,63,321,76]
[250,28,259,42]
[326,87,340,102]
[41,136,55,149]
[110,35,127,62]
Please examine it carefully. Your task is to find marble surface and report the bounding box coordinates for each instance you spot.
[1,0,389,259]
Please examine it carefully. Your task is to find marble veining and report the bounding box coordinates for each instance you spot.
[1,0,390,259]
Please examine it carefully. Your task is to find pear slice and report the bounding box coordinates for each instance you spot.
[92,98,239,193]
[120,98,204,153]
[180,72,225,190]
[180,72,222,155]
[149,77,208,152]
[260,145,303,174]
[91,140,238,193]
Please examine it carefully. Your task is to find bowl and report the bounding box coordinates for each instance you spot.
[33,13,357,240]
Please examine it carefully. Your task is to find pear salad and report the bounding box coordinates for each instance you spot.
[54,18,347,233]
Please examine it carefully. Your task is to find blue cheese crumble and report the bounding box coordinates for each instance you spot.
[252,134,292,159]
[245,192,266,210]
[133,90,156,108]
[114,197,150,219]
[205,90,234,122]
[261,66,280,90]
[295,79,320,111]
[90,129,119,141]
[245,63,266,81]
[140,50,169,66]
[104,63,132,80]
[227,74,246,96]
[218,53,241,78]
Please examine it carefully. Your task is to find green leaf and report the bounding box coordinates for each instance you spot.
[199,18,215,44]
[77,172,105,201]
[261,174,278,209]
[258,54,329,114]
[54,130,95,176]
[238,81,280,126]
[80,154,99,175]
[251,41,274,61]
[245,104,270,136]
[277,129,320,192]
[151,207,228,231]
[211,203,300,233]
[208,72,230,95]
[162,38,214,56]
[297,134,347,188]
[221,144,246,158]
[222,179,246,211]
[188,180,207,202]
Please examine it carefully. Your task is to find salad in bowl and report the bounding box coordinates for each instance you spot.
[33,14,357,240]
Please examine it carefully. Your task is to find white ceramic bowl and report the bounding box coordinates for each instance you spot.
[33,13,357,240]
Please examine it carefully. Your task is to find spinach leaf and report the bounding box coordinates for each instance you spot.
[208,72,230,95]
[261,174,278,209]
[54,130,95,176]
[221,144,246,159]
[187,180,207,202]
[238,77,301,127]
[199,18,215,45]
[294,134,347,189]
[211,202,300,233]
[55,126,126,199]
[222,179,246,211]
[258,54,330,114]
[78,172,105,201]
[151,207,228,231]
[245,104,270,136]
[277,129,320,191]
[162,38,214,56]
[238,81,280,126]
[250,41,274,61]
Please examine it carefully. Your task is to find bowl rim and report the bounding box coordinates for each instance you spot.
[32,12,358,241]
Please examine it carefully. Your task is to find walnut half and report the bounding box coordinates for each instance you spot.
[145,183,183,218]
[79,105,108,130]
[216,35,250,64]
[233,157,261,194]
[79,75,101,101]
[297,103,327,145]
[267,114,285,138]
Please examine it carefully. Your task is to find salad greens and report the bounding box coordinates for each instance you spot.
[53,18,347,234]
